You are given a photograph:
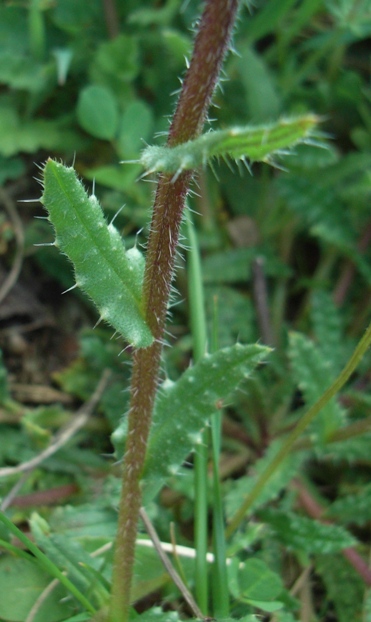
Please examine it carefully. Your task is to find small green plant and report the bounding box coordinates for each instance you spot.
[35,1,322,620]
[1,1,371,622]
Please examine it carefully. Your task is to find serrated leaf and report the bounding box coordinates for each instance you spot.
[225,440,305,518]
[328,483,371,525]
[288,332,346,442]
[41,159,153,348]
[140,115,319,175]
[316,553,365,622]
[139,344,270,503]
[324,431,371,462]
[310,290,345,374]
[260,509,356,554]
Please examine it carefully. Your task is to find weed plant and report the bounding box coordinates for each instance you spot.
[0,1,371,622]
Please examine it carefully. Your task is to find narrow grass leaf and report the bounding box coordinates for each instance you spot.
[30,513,108,604]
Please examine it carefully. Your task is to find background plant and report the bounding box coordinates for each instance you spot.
[0,1,371,622]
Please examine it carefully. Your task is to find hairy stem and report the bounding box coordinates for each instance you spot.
[109,2,239,621]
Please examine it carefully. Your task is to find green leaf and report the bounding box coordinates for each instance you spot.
[0,52,48,91]
[205,285,255,347]
[30,513,109,606]
[77,85,119,140]
[117,99,154,159]
[40,159,153,348]
[316,553,365,622]
[0,511,96,614]
[140,115,319,175]
[225,440,305,518]
[90,33,139,98]
[136,608,182,622]
[137,343,270,503]
[0,104,85,156]
[260,509,356,554]
[246,600,283,612]
[239,559,283,601]
[0,557,70,622]
[310,289,346,375]
[228,557,283,602]
[288,332,346,442]
[243,0,297,43]
[328,483,371,526]
[237,46,281,121]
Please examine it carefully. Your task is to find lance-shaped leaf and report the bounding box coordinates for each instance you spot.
[140,114,320,176]
[40,159,153,348]
[140,343,271,503]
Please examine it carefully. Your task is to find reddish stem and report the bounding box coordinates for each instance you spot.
[109,2,239,621]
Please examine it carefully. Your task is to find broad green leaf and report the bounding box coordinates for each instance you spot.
[238,46,281,121]
[260,509,356,554]
[41,159,153,348]
[0,557,70,622]
[228,557,283,602]
[85,163,141,191]
[0,105,85,156]
[77,85,119,140]
[117,99,154,159]
[273,614,297,622]
[238,558,283,601]
[51,0,101,32]
[246,600,283,612]
[140,115,319,175]
[0,52,47,91]
[138,344,270,503]
[136,608,182,622]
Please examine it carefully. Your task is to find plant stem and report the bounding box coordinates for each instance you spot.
[186,208,209,613]
[109,2,240,621]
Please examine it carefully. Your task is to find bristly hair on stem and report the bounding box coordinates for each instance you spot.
[108,2,240,622]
